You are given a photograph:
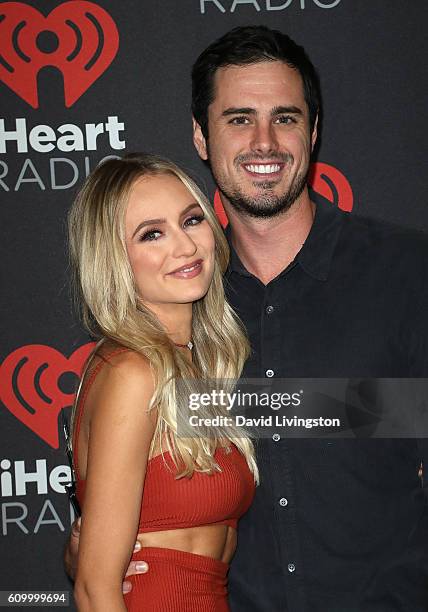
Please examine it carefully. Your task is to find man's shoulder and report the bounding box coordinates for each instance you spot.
[340,208,428,260]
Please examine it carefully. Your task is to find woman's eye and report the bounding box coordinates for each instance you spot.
[140,229,162,241]
[184,214,205,227]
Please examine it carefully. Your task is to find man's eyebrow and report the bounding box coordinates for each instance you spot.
[131,203,201,238]
[221,106,303,118]
[271,105,303,116]
[222,107,256,117]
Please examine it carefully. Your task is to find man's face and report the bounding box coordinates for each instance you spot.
[193,61,317,219]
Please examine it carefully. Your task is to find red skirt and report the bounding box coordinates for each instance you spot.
[123,547,230,611]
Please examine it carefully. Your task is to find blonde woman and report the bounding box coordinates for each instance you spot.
[68,153,258,611]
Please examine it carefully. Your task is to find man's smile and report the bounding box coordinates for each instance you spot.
[242,162,285,178]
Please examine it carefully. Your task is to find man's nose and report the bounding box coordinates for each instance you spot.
[250,121,279,155]
[172,229,198,259]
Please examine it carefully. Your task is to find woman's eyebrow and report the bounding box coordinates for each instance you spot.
[132,218,165,238]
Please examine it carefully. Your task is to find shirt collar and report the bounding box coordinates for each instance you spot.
[225,194,346,282]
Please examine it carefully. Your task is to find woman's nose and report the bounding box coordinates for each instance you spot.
[172,230,198,259]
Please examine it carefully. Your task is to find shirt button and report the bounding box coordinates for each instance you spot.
[272,433,280,442]
[265,305,274,315]
[266,369,274,378]
[288,563,296,573]
[279,497,288,507]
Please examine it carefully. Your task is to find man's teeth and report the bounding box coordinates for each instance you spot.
[244,164,281,174]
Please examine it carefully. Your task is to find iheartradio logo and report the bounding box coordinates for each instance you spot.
[0,1,119,108]
[214,161,354,227]
[0,343,95,449]
[308,162,353,213]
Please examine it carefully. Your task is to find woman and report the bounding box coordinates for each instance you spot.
[68,153,258,611]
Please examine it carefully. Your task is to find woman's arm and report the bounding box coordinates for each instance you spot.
[74,351,156,612]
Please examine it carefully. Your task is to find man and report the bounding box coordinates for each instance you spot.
[65,26,428,611]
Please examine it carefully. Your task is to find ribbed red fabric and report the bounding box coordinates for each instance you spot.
[123,547,229,612]
[73,349,255,610]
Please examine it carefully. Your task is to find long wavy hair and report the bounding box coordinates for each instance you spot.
[68,153,258,482]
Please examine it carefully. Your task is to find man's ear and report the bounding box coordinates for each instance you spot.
[192,117,208,161]
[311,114,319,152]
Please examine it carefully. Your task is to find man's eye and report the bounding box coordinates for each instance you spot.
[276,115,296,125]
[229,116,250,125]
[140,229,162,241]
[184,214,205,227]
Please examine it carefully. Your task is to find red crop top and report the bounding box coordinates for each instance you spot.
[72,350,255,532]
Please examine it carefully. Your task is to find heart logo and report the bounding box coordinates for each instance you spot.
[0,1,119,107]
[213,162,354,227]
[0,343,95,448]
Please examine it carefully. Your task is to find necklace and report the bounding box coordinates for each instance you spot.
[174,340,193,350]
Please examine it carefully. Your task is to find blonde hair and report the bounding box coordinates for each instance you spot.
[68,153,258,482]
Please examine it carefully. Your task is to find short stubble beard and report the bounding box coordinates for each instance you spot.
[209,149,309,219]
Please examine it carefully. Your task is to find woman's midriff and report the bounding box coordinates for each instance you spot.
[135,524,237,563]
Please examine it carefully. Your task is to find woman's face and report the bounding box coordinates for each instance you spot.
[125,173,216,314]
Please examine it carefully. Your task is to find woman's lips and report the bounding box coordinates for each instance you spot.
[168,259,203,279]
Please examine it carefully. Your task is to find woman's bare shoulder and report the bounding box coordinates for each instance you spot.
[80,342,155,428]
[88,340,153,382]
